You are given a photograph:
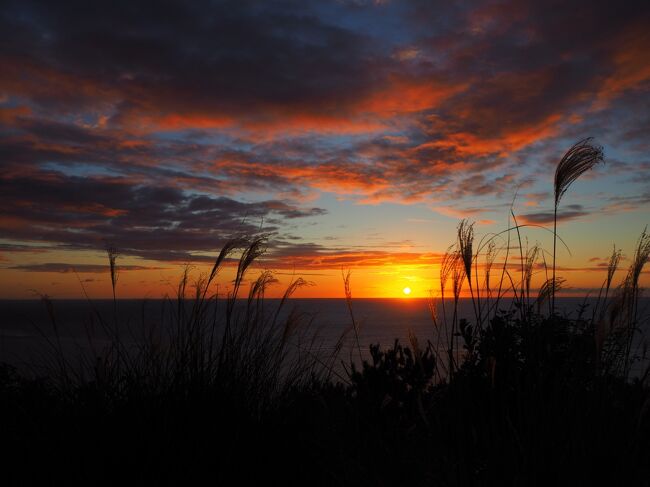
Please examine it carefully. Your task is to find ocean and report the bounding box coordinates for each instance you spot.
[1,297,648,375]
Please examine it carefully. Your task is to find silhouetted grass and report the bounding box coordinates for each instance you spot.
[1,140,649,486]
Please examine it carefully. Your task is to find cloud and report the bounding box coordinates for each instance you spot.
[263,243,445,270]
[0,243,50,253]
[0,0,649,273]
[519,205,590,225]
[0,170,326,262]
[2,0,648,207]
[9,263,163,273]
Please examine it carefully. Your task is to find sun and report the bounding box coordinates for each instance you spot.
[402,286,412,296]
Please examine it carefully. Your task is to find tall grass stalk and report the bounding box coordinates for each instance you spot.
[26,236,332,417]
[552,138,604,313]
[342,269,363,364]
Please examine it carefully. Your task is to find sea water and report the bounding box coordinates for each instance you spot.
[1,297,648,375]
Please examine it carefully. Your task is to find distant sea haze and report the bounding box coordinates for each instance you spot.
[2,297,649,374]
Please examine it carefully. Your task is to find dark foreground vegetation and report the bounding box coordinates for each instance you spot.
[2,140,650,486]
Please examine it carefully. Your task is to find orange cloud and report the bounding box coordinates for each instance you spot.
[359,76,468,115]
[0,105,31,123]
[148,113,234,130]
[595,20,650,108]
[417,112,562,158]
[264,250,445,270]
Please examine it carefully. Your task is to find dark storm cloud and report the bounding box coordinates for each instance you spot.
[9,263,162,273]
[0,243,49,253]
[0,0,380,121]
[0,170,326,261]
[2,0,648,130]
[520,205,590,225]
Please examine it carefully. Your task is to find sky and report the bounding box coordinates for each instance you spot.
[1,0,649,299]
